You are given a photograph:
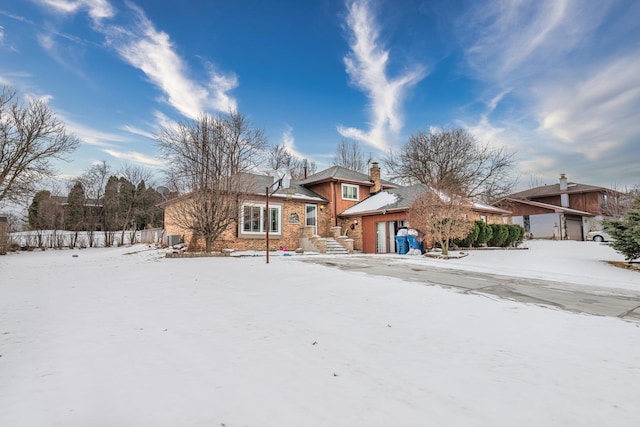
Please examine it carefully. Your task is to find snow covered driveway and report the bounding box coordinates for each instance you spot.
[1,244,640,426]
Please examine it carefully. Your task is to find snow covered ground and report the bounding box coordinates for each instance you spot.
[376,239,640,292]
[1,241,639,426]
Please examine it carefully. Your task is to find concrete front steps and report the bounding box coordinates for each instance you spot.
[324,237,350,255]
[298,225,354,255]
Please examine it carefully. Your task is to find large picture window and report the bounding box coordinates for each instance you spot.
[342,183,359,201]
[242,204,281,234]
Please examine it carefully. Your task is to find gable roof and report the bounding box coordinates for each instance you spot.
[250,174,327,202]
[341,184,511,216]
[507,182,611,199]
[298,165,397,188]
[158,172,327,207]
[493,197,594,216]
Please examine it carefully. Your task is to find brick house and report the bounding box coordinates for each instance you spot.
[492,174,622,240]
[162,163,514,254]
[162,164,397,253]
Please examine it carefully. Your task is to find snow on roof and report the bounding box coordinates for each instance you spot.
[472,201,511,214]
[341,191,398,215]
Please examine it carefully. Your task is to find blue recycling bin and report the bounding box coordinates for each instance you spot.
[395,235,409,254]
[406,235,424,253]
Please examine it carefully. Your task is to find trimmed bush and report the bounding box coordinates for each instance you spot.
[488,223,509,247]
[475,220,493,247]
[504,224,524,247]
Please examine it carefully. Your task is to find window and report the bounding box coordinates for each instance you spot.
[342,183,359,200]
[242,204,281,234]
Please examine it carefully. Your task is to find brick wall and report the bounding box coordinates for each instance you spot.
[163,196,326,252]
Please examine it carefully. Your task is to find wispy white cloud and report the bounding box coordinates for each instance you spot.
[102,149,162,167]
[459,0,607,83]
[535,54,640,160]
[338,0,426,151]
[120,124,156,140]
[32,0,238,120]
[281,125,304,159]
[61,117,130,147]
[100,3,237,119]
[34,0,115,22]
[456,0,640,187]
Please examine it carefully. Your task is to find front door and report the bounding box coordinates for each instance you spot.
[306,204,318,235]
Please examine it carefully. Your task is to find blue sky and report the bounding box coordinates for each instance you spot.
[1,0,639,191]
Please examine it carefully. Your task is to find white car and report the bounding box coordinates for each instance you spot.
[586,230,612,242]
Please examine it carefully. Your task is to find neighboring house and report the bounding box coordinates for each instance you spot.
[492,174,621,240]
[340,184,510,254]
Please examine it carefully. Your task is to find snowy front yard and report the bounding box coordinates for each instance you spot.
[1,242,639,426]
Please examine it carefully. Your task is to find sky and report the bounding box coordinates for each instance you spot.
[1,0,639,191]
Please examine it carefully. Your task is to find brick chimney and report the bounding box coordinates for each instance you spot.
[559,174,569,207]
[370,162,381,193]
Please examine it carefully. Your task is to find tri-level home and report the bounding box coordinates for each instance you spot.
[162,163,397,253]
[163,162,512,254]
[492,174,622,240]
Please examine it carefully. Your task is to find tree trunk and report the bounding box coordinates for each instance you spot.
[205,236,212,253]
[441,239,449,256]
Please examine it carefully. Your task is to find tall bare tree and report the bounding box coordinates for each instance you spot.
[385,128,516,201]
[289,158,317,180]
[267,143,317,180]
[0,86,79,206]
[117,163,154,243]
[267,143,293,173]
[407,189,474,256]
[332,139,370,172]
[157,111,268,252]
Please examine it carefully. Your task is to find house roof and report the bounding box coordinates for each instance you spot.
[341,184,511,216]
[251,174,327,202]
[507,182,612,199]
[158,172,328,207]
[298,165,397,188]
[493,197,594,216]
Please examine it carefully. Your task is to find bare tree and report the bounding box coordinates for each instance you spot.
[267,143,293,173]
[0,86,79,206]
[407,189,474,256]
[332,139,370,172]
[384,128,516,201]
[289,158,317,180]
[528,173,543,189]
[157,111,268,252]
[118,163,154,243]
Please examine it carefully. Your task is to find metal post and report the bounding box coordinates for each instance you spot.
[266,185,270,264]
[265,179,282,264]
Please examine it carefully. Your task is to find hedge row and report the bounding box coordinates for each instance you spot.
[454,221,525,248]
